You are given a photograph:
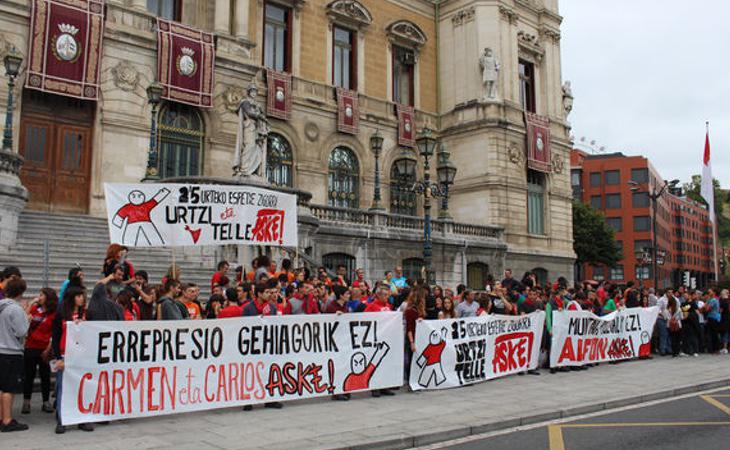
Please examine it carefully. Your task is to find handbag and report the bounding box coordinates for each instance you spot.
[668,317,681,332]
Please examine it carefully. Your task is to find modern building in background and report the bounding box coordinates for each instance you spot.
[0,0,575,289]
[571,150,716,289]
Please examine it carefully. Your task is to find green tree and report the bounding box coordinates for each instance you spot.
[572,201,623,267]
[683,176,730,246]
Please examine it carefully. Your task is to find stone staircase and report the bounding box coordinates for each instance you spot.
[4,211,223,298]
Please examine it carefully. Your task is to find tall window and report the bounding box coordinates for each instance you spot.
[606,217,623,232]
[323,253,355,282]
[147,0,181,20]
[609,265,624,281]
[393,46,415,106]
[402,258,425,281]
[590,196,602,209]
[328,147,359,209]
[158,103,204,179]
[589,172,601,187]
[632,192,650,208]
[527,170,545,235]
[467,263,490,290]
[592,266,605,281]
[631,168,649,184]
[518,59,535,112]
[264,2,290,72]
[605,193,621,209]
[634,216,651,231]
[266,133,293,187]
[390,159,417,215]
[604,170,620,185]
[333,26,356,90]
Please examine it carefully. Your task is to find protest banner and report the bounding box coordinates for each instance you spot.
[103,183,297,248]
[60,313,404,425]
[409,311,545,390]
[549,307,659,367]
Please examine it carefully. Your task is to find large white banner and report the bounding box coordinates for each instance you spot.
[409,312,545,391]
[550,307,659,367]
[61,313,403,425]
[104,183,297,247]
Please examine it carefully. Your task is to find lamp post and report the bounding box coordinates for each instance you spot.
[413,128,457,285]
[2,48,22,153]
[143,81,164,181]
[369,129,384,211]
[437,144,456,220]
[629,178,679,290]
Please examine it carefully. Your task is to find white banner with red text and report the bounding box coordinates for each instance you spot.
[549,307,659,367]
[61,313,403,425]
[409,312,545,390]
[104,183,297,248]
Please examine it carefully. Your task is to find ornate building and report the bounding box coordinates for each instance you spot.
[0,0,574,288]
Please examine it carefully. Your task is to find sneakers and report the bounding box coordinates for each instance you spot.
[693,353,699,357]
[21,400,31,415]
[720,348,728,355]
[678,352,688,357]
[55,424,66,434]
[1,419,29,433]
[42,401,54,413]
[264,402,283,409]
[77,423,94,432]
[242,405,252,411]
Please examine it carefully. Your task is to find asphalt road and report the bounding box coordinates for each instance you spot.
[422,389,730,450]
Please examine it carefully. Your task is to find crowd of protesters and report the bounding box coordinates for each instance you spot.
[2,246,730,434]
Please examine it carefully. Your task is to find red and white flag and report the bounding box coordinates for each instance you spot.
[701,125,715,222]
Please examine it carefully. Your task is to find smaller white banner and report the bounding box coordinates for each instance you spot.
[550,307,659,367]
[409,312,545,390]
[104,183,297,248]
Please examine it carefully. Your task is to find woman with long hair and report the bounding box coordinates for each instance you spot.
[51,287,93,434]
[404,287,426,380]
[22,288,58,414]
[439,296,457,319]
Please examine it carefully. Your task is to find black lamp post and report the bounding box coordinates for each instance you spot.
[143,81,164,181]
[2,48,23,153]
[437,144,457,220]
[369,129,385,211]
[629,178,679,289]
[413,128,456,285]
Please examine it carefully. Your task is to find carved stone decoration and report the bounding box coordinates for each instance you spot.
[507,143,524,166]
[304,122,320,142]
[452,7,475,26]
[479,47,500,101]
[326,0,373,29]
[223,85,245,112]
[517,31,540,47]
[562,81,573,117]
[386,20,427,49]
[498,6,518,24]
[111,60,138,92]
[539,26,561,44]
[517,30,544,63]
[552,153,564,174]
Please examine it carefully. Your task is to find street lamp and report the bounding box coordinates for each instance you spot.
[412,128,456,285]
[436,144,457,220]
[629,178,680,289]
[143,81,164,181]
[369,129,385,211]
[2,47,23,153]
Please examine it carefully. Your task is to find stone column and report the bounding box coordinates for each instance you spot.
[235,0,250,39]
[0,150,27,252]
[215,0,231,34]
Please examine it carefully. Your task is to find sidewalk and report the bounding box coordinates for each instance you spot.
[5,355,730,450]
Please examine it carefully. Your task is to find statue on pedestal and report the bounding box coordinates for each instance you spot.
[562,81,574,117]
[479,47,500,101]
[233,83,270,180]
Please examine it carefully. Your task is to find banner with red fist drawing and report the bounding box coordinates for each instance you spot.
[409,312,545,390]
[61,313,404,425]
[549,307,659,367]
[104,183,297,248]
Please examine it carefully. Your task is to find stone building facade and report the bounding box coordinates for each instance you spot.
[0,0,574,288]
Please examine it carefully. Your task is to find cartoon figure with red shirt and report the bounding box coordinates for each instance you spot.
[112,188,170,246]
[638,330,652,358]
[416,327,449,388]
[343,342,390,392]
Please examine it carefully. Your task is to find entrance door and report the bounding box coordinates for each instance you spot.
[19,90,94,213]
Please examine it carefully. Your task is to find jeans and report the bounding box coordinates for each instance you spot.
[707,320,722,353]
[55,367,63,425]
[670,329,682,356]
[656,318,671,354]
[23,348,51,401]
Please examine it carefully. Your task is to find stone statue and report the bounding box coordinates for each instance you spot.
[479,47,500,100]
[233,83,270,179]
[562,81,573,116]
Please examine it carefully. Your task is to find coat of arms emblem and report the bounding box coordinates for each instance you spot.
[176,47,197,76]
[53,23,80,62]
[536,131,545,153]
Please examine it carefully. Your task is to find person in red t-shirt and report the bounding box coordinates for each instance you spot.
[365,286,393,313]
[217,288,245,318]
[343,342,390,395]
[22,288,58,414]
[210,260,230,293]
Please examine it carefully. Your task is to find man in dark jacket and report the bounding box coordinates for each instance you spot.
[86,274,125,321]
[157,280,184,320]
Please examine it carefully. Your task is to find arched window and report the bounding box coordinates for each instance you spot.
[467,263,490,290]
[390,158,417,215]
[532,267,549,286]
[323,252,356,283]
[158,103,204,179]
[402,257,424,281]
[328,146,359,208]
[266,133,293,187]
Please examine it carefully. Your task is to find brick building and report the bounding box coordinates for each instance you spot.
[571,150,716,289]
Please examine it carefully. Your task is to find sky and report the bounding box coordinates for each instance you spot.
[559,0,730,187]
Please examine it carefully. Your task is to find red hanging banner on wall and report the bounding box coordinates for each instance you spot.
[157,18,215,108]
[525,112,552,173]
[396,104,415,147]
[26,0,104,100]
[336,88,359,135]
[266,69,292,120]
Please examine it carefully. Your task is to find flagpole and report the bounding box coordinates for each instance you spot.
[706,121,720,285]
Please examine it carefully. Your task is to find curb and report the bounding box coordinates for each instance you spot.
[334,377,730,450]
